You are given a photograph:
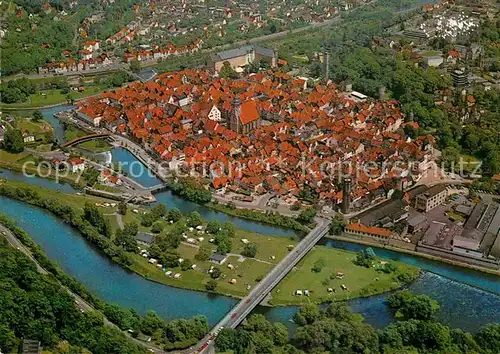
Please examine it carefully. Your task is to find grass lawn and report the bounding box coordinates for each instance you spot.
[0,149,86,185]
[35,144,54,152]
[93,183,121,194]
[77,139,112,153]
[270,246,420,305]
[64,126,88,141]
[0,150,30,163]
[14,117,53,135]
[128,246,274,298]
[421,50,441,57]
[2,179,116,214]
[1,179,420,303]
[0,85,107,109]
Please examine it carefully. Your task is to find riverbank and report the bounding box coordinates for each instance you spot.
[0,216,205,353]
[208,201,308,234]
[2,194,499,333]
[0,178,419,306]
[112,137,307,234]
[0,151,84,187]
[326,235,500,277]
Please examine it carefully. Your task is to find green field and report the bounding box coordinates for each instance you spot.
[14,116,53,135]
[0,85,106,109]
[270,246,420,305]
[77,139,112,152]
[64,126,88,141]
[0,178,420,304]
[0,150,84,185]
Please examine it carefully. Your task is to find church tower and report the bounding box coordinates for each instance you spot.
[229,95,241,133]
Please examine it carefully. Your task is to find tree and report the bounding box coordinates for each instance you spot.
[329,215,346,235]
[210,266,221,279]
[195,245,212,261]
[32,110,44,122]
[114,222,138,252]
[205,279,218,292]
[118,201,127,215]
[180,258,193,271]
[241,243,257,258]
[151,221,165,234]
[82,167,100,186]
[311,258,326,273]
[3,128,24,153]
[215,328,237,352]
[219,61,238,79]
[151,204,167,218]
[206,219,221,234]
[354,249,375,268]
[215,231,232,254]
[293,304,322,326]
[187,211,202,227]
[475,323,500,352]
[166,208,182,222]
[387,290,440,321]
[130,59,140,73]
[297,208,316,224]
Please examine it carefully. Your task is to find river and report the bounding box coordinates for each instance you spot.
[0,106,498,332]
[0,172,499,332]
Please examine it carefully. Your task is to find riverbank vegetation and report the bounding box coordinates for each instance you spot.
[0,77,107,109]
[215,292,500,354]
[0,179,419,305]
[209,202,308,233]
[0,215,209,352]
[0,238,146,354]
[166,178,212,204]
[0,150,85,187]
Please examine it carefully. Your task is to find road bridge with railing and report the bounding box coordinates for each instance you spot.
[194,218,331,354]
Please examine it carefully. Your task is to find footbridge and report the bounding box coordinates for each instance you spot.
[61,133,111,148]
[194,218,331,353]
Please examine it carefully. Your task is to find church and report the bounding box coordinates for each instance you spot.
[228,96,260,134]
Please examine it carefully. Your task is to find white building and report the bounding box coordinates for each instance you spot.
[208,105,222,121]
[67,158,85,173]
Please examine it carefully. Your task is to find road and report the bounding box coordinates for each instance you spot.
[194,218,331,354]
[0,223,167,354]
[1,14,343,82]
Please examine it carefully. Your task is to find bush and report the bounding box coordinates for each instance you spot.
[311,258,326,273]
[151,221,165,234]
[205,279,218,292]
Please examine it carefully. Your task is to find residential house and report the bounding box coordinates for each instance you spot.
[67,158,85,173]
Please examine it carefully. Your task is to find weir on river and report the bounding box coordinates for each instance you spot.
[1,167,499,332]
[0,105,497,333]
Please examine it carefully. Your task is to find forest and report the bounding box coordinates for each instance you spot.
[215,291,500,354]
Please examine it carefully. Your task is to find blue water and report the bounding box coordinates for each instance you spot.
[0,197,498,332]
[0,197,237,325]
[41,105,74,143]
[101,147,296,238]
[0,168,79,194]
[321,239,500,295]
[111,148,163,188]
[155,190,296,238]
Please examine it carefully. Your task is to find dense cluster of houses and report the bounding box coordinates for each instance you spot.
[123,39,203,63]
[75,69,436,210]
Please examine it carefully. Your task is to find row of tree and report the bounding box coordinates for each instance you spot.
[215,291,500,354]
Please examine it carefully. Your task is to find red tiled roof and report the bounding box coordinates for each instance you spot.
[240,100,260,125]
[346,223,392,237]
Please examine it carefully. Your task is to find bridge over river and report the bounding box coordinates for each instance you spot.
[194,218,331,354]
